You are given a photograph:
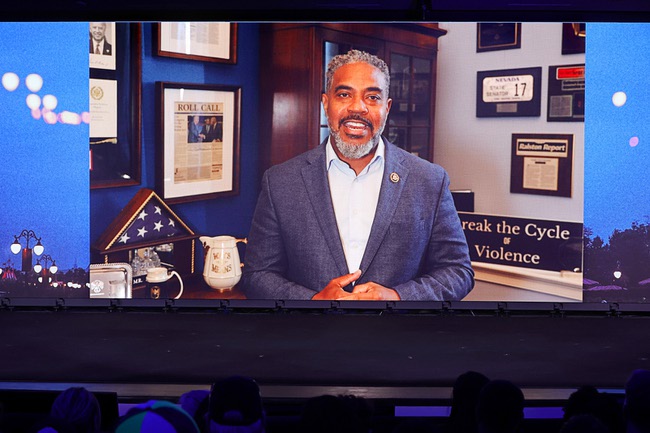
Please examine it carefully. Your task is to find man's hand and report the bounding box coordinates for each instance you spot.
[339,282,401,301]
[311,270,361,300]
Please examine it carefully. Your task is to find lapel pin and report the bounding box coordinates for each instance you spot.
[390,172,400,183]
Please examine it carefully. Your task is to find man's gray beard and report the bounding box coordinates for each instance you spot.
[331,131,377,159]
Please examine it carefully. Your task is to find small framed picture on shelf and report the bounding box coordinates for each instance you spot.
[156,22,237,64]
[156,82,241,203]
[477,23,521,53]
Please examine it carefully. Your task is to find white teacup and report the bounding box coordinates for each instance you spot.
[146,267,184,299]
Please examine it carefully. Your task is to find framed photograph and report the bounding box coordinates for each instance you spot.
[89,22,116,70]
[476,67,542,117]
[510,133,573,197]
[156,82,241,203]
[562,23,586,55]
[477,23,521,53]
[156,22,237,64]
[90,22,142,189]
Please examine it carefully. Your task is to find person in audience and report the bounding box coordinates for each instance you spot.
[438,370,490,433]
[179,389,210,431]
[624,369,650,433]
[50,387,102,433]
[562,384,624,433]
[475,380,524,433]
[562,385,600,422]
[31,386,102,433]
[113,400,199,433]
[560,414,610,433]
[207,376,265,433]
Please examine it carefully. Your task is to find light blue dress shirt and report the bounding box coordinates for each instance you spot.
[326,138,385,274]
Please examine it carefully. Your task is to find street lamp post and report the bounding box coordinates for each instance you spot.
[34,254,57,285]
[10,229,44,272]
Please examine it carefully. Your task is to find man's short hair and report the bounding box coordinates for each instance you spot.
[325,49,390,96]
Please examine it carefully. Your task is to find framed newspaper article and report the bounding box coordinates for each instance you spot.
[510,133,573,197]
[156,22,237,64]
[156,82,241,203]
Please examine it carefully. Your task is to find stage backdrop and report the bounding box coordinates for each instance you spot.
[583,23,650,303]
[0,22,89,295]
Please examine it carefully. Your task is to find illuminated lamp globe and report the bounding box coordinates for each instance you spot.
[50,263,58,274]
[2,72,19,91]
[38,276,43,283]
[612,91,627,107]
[33,242,44,256]
[26,94,41,110]
[34,263,42,273]
[42,94,58,110]
[614,270,622,279]
[10,241,21,254]
[43,110,57,124]
[25,74,43,92]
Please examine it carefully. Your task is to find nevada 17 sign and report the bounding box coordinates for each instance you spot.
[477,67,542,117]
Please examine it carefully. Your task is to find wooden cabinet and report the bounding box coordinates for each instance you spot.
[259,23,446,173]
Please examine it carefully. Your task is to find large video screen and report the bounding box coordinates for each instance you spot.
[0,22,646,307]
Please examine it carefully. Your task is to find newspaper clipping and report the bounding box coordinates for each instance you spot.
[174,101,224,185]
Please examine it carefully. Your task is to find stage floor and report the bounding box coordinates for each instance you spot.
[1,308,648,400]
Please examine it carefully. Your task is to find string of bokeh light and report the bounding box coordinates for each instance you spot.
[2,72,89,126]
[612,90,641,148]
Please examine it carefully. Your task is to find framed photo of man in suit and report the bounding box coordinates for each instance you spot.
[89,22,116,70]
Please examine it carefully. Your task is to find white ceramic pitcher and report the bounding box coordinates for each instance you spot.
[200,235,247,291]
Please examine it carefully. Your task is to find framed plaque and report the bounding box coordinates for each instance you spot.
[156,22,237,64]
[476,67,542,117]
[547,64,585,122]
[477,23,522,53]
[510,133,573,197]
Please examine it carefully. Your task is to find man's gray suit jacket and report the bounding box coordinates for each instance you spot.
[241,139,474,301]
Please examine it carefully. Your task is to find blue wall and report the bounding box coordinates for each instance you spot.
[90,23,261,258]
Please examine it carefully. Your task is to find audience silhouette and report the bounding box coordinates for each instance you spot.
[440,370,491,433]
[30,387,101,433]
[3,369,650,433]
[561,385,624,433]
[113,400,199,433]
[207,376,265,433]
[559,414,610,433]
[624,369,650,433]
[475,380,524,433]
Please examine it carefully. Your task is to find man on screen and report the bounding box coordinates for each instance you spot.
[241,50,473,301]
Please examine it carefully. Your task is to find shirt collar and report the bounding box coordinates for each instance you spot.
[326,136,385,173]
